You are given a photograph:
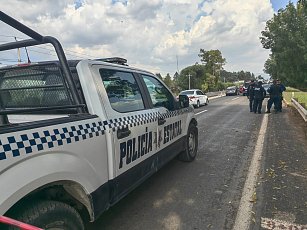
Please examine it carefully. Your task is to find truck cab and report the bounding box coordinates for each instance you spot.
[0,11,198,229]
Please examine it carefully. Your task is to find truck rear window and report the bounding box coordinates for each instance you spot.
[0,64,73,111]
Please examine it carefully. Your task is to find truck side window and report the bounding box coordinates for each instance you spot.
[100,69,145,113]
[141,75,174,110]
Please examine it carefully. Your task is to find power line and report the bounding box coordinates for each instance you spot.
[0,34,98,59]
[0,35,180,74]
[0,34,21,38]
[0,58,25,62]
[0,41,93,60]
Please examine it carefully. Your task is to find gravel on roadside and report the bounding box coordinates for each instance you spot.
[252,106,307,230]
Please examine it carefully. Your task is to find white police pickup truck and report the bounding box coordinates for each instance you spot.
[0,12,198,229]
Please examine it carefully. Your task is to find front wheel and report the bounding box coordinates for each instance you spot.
[205,99,209,105]
[178,124,198,162]
[8,200,84,230]
[196,100,200,108]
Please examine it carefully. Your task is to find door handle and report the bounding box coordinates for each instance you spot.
[117,127,131,139]
[158,118,166,126]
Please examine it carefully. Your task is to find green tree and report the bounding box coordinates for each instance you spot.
[163,73,172,88]
[198,49,226,84]
[155,73,163,80]
[202,74,216,92]
[175,64,208,91]
[260,1,307,89]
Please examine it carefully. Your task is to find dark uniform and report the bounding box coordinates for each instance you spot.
[266,80,282,113]
[252,81,266,114]
[247,80,256,112]
[276,80,286,112]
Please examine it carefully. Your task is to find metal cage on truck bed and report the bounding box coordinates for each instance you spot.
[0,11,86,125]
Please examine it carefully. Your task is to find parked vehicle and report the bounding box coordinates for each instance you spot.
[225,86,239,96]
[239,82,250,96]
[0,11,198,229]
[240,81,259,96]
[178,89,209,108]
[262,83,271,98]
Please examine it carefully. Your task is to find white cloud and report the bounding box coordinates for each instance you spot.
[0,0,274,76]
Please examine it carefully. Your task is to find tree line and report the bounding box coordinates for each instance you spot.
[260,0,307,90]
[157,49,257,94]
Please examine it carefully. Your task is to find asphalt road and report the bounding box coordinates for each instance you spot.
[87,96,307,230]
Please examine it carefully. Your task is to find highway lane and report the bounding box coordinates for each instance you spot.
[87,95,266,230]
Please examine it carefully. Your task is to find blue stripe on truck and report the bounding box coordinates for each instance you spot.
[0,107,193,161]
[0,121,105,160]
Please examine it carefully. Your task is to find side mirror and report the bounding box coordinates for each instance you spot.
[179,95,189,108]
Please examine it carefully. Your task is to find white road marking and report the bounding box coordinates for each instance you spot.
[261,217,307,230]
[231,97,240,101]
[289,172,307,179]
[195,110,208,116]
[232,114,269,230]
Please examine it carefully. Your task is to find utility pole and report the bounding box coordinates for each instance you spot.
[187,74,192,89]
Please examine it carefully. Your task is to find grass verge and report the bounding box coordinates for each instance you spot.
[283,89,307,109]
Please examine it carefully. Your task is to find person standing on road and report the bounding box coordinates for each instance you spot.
[276,79,286,112]
[247,80,256,112]
[266,80,282,113]
[253,81,266,114]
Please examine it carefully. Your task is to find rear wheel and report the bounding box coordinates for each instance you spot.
[196,100,200,108]
[8,200,84,230]
[205,99,209,105]
[178,123,198,162]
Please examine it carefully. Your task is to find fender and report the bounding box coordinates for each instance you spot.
[0,151,108,219]
[185,107,197,133]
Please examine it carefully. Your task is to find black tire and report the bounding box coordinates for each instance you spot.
[178,124,198,162]
[196,100,200,108]
[205,99,209,105]
[8,200,84,230]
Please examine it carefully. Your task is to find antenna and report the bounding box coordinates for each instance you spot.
[24,47,31,63]
[14,37,21,63]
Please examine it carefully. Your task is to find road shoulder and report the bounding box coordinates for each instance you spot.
[253,107,307,229]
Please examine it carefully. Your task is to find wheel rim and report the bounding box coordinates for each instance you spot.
[197,101,200,107]
[188,131,196,157]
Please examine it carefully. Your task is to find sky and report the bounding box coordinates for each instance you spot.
[0,0,298,77]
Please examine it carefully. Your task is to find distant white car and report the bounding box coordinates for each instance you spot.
[178,89,209,108]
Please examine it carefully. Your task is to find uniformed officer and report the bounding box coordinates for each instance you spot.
[266,80,282,113]
[253,81,266,114]
[276,79,286,112]
[247,80,256,112]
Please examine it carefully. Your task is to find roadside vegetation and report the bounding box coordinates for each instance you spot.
[157,49,259,95]
[283,87,307,109]
[260,0,307,91]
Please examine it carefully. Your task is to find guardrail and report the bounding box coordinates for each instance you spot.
[291,98,307,122]
[206,91,225,97]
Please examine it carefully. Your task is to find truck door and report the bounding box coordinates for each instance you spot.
[140,74,188,165]
[97,68,158,201]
